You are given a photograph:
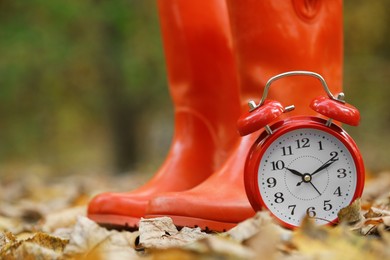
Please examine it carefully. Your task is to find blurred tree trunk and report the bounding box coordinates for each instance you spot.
[95,13,139,173]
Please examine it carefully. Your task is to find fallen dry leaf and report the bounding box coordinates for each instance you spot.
[40,205,86,234]
[226,211,292,259]
[292,220,374,259]
[227,211,274,242]
[0,216,23,234]
[63,216,139,259]
[188,235,254,259]
[13,242,63,260]
[0,231,67,259]
[139,217,254,259]
[338,198,363,225]
[362,172,390,205]
[138,217,209,250]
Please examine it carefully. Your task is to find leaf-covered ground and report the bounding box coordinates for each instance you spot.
[0,171,390,259]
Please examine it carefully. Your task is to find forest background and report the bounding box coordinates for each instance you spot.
[0,0,388,178]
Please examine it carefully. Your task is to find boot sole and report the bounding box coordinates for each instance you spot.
[88,213,237,233]
[88,213,140,231]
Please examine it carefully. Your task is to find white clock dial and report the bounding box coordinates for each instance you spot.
[258,128,357,227]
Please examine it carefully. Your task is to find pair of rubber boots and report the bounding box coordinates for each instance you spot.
[88,0,343,232]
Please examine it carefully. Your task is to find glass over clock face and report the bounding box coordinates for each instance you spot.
[258,127,358,227]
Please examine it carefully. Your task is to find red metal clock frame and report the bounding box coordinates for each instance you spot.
[244,116,365,229]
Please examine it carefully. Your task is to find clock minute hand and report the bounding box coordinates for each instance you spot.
[311,158,339,176]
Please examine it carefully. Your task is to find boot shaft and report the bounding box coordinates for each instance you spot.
[157,0,241,114]
[227,0,343,115]
[157,0,242,167]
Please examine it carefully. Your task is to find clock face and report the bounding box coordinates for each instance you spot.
[258,127,358,227]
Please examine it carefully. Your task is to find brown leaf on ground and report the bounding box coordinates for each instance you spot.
[149,234,254,259]
[362,172,390,208]
[226,211,292,258]
[138,217,209,250]
[64,216,139,259]
[338,198,363,225]
[227,211,275,242]
[291,220,386,260]
[40,205,86,234]
[0,231,67,260]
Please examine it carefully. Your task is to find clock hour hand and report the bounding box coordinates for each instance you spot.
[285,167,304,177]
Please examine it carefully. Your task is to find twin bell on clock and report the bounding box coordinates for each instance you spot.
[237,71,365,229]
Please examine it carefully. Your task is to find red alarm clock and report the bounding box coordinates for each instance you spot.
[237,71,365,229]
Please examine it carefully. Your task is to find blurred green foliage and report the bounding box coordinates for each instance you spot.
[0,0,169,174]
[0,0,388,175]
[343,0,390,172]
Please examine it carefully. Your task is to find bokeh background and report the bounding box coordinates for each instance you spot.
[0,0,388,178]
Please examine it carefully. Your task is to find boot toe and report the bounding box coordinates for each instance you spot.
[146,188,255,225]
[88,192,149,219]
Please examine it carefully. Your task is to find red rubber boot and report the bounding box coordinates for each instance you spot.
[146,0,343,232]
[88,0,242,228]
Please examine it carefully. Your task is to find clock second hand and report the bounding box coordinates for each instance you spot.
[309,181,322,196]
[296,176,322,195]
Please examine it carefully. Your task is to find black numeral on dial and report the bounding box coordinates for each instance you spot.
[296,138,310,149]
[323,200,333,211]
[282,146,293,156]
[337,168,347,178]
[271,160,285,171]
[306,207,317,218]
[288,205,296,215]
[334,186,342,197]
[274,192,284,203]
[330,151,339,162]
[318,141,324,150]
[266,177,277,188]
